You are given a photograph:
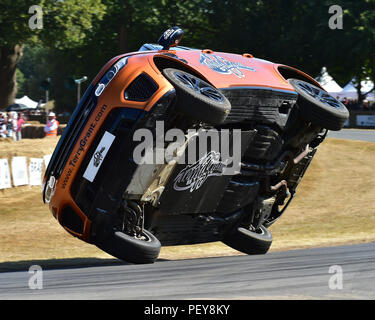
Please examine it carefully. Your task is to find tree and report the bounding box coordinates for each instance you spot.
[28,0,213,113]
[317,0,375,103]
[0,0,105,108]
[9,0,214,112]
[205,0,338,76]
[8,1,375,112]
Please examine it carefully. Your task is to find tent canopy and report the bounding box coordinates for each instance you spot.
[315,67,343,94]
[316,68,375,101]
[14,96,39,109]
[6,103,29,112]
[341,78,374,93]
[337,78,375,101]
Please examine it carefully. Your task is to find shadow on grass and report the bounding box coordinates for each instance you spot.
[0,257,129,273]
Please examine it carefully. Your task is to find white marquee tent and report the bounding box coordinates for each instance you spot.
[14,96,39,109]
[316,67,375,101]
[315,67,343,96]
[338,78,375,101]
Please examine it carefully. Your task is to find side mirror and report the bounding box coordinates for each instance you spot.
[158,26,184,50]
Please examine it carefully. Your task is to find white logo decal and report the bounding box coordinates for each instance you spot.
[83,131,115,182]
[93,147,106,167]
[200,53,256,78]
[173,151,229,192]
[163,28,175,39]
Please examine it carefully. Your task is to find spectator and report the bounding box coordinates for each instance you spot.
[6,112,18,141]
[44,112,59,137]
[11,112,18,141]
[16,112,25,141]
[0,113,8,138]
[363,99,370,111]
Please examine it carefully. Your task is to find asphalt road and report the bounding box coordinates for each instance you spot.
[327,128,375,143]
[1,243,374,300]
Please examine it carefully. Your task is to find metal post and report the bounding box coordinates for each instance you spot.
[75,76,88,104]
[77,82,81,104]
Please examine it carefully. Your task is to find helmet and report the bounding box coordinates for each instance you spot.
[48,112,56,117]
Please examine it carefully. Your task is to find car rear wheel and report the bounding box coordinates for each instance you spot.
[94,229,161,264]
[222,225,272,255]
[288,78,349,131]
[162,68,231,125]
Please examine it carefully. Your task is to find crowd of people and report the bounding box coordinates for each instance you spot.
[0,111,60,141]
[0,112,26,141]
[341,98,374,111]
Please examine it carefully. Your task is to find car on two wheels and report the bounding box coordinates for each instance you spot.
[43,27,349,264]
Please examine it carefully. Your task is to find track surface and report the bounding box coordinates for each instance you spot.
[1,243,375,300]
[327,128,375,142]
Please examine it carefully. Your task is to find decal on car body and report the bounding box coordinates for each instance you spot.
[61,104,108,189]
[173,151,229,192]
[93,147,106,167]
[200,53,256,78]
[83,131,115,182]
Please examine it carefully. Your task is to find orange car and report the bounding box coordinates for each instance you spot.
[43,27,349,264]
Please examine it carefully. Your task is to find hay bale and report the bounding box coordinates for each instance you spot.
[22,125,45,139]
[21,124,66,139]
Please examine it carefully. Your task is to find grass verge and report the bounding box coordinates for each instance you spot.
[0,136,374,269]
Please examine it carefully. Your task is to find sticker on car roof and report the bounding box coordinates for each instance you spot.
[200,53,256,78]
[83,131,115,183]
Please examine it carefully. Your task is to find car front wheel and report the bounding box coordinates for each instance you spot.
[94,229,161,264]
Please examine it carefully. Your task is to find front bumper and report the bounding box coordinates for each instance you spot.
[42,54,174,242]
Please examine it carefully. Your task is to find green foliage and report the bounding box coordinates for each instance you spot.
[40,0,106,49]
[2,0,375,111]
[0,0,106,48]
[15,68,26,97]
[0,0,37,47]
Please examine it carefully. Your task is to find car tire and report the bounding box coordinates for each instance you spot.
[95,229,161,264]
[288,78,349,131]
[222,225,272,255]
[162,68,231,125]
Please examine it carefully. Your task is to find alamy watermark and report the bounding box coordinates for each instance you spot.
[328,265,343,290]
[132,121,242,176]
[28,5,43,30]
[28,265,43,289]
[328,5,343,30]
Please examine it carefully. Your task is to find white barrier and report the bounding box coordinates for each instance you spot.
[356,115,375,127]
[0,159,12,189]
[11,157,28,186]
[0,155,52,189]
[29,158,44,186]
